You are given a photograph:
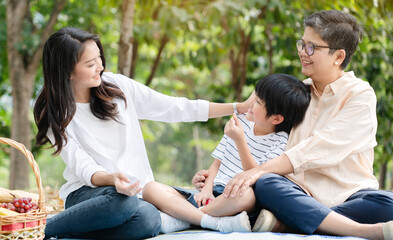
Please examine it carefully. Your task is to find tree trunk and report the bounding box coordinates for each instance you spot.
[7,0,31,190]
[145,34,169,86]
[229,28,252,102]
[130,40,139,78]
[6,0,66,189]
[192,126,203,171]
[237,30,252,102]
[266,23,274,74]
[118,0,136,76]
[379,160,387,189]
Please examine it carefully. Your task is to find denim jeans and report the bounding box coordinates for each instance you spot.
[45,186,161,240]
[254,173,393,234]
[173,184,226,208]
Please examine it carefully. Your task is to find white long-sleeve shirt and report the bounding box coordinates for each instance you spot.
[48,72,209,201]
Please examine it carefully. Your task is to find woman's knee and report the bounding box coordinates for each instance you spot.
[254,173,284,192]
[101,188,140,217]
[253,173,294,205]
[134,201,161,238]
[363,190,393,220]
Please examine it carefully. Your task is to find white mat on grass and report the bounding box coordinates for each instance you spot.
[148,230,366,240]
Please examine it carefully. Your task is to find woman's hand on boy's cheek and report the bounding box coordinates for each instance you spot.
[238,91,255,114]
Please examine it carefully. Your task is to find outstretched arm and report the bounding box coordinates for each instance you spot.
[208,91,255,118]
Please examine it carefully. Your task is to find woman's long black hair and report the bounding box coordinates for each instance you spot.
[34,27,126,154]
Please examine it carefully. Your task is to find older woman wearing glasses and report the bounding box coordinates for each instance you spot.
[195,10,393,240]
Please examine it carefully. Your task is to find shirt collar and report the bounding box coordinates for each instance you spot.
[306,71,354,97]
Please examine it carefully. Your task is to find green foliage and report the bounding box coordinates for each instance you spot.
[1,0,392,189]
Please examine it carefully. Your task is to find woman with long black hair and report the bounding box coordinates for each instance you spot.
[34,27,250,239]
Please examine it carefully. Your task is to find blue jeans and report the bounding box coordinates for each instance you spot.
[45,186,161,240]
[254,173,393,234]
[173,184,225,208]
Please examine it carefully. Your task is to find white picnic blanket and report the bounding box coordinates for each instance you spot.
[148,230,366,240]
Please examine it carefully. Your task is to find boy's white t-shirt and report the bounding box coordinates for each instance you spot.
[212,114,288,187]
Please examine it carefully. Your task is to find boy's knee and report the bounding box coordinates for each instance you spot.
[235,187,256,212]
[142,181,159,200]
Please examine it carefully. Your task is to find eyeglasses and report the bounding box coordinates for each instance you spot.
[296,39,341,56]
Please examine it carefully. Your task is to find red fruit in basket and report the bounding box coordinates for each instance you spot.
[7,203,16,211]
[0,197,38,213]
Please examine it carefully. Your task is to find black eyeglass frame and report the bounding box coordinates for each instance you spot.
[296,39,341,56]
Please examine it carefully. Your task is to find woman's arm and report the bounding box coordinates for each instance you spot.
[91,171,142,196]
[49,129,142,197]
[208,100,250,118]
[208,92,255,118]
[223,153,294,198]
[114,73,254,121]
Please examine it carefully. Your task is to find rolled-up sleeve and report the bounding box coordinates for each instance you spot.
[285,88,377,175]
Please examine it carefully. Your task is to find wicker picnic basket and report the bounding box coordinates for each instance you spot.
[0,137,46,240]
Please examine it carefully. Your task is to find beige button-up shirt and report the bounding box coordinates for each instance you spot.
[285,71,379,208]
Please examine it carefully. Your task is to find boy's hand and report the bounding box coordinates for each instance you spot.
[192,169,208,191]
[194,190,215,207]
[224,114,245,142]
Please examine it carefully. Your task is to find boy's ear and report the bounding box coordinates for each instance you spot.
[271,114,284,125]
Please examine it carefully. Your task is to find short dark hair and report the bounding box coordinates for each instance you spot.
[304,10,363,69]
[255,74,310,134]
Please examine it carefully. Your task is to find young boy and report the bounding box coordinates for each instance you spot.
[143,73,311,233]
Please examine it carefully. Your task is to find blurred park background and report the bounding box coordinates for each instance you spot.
[0,0,392,195]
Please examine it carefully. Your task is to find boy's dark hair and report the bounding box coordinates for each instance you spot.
[304,10,363,69]
[255,74,310,134]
